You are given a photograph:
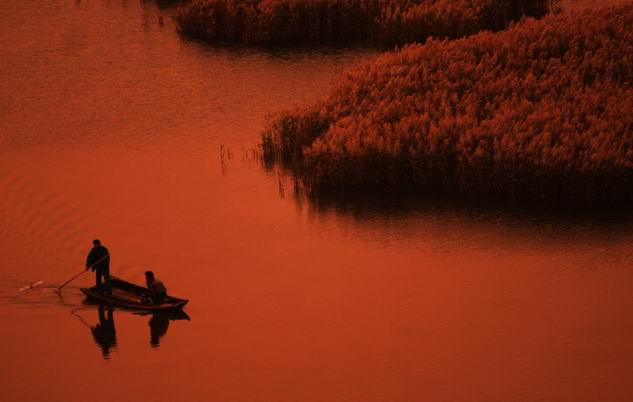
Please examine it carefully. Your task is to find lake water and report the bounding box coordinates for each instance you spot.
[1,1,633,401]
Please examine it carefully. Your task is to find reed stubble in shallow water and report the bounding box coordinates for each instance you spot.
[175,0,557,46]
[262,4,633,205]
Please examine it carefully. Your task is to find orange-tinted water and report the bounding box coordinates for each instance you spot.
[2,1,633,401]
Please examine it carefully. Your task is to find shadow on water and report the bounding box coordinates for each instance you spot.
[73,301,190,359]
[135,309,191,349]
[6,282,191,360]
[148,0,185,10]
[251,159,633,256]
[285,184,633,244]
[91,305,117,359]
[261,159,633,233]
[173,24,381,60]
[305,191,633,226]
[70,305,117,360]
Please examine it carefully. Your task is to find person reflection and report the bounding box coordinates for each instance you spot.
[91,305,117,359]
[147,310,190,349]
[149,313,170,348]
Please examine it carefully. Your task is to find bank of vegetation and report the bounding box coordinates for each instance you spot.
[262,4,633,204]
[175,0,556,46]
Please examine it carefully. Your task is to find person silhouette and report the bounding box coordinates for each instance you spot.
[85,239,111,294]
[90,305,117,359]
[143,271,167,304]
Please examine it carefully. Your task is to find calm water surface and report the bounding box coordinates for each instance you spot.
[1,1,633,401]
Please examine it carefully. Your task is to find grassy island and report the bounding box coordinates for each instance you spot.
[175,0,555,46]
[262,4,633,205]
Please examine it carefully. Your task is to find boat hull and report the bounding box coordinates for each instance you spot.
[80,276,188,311]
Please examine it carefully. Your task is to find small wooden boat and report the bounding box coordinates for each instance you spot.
[81,276,188,311]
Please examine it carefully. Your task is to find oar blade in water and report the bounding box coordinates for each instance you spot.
[19,281,43,292]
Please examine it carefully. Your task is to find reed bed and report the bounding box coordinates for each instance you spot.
[262,4,633,204]
[175,0,556,46]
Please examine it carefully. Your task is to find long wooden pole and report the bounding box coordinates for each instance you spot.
[57,270,87,292]
[57,253,109,292]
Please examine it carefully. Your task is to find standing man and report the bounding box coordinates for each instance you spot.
[86,239,111,294]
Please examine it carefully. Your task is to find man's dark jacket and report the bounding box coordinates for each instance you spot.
[86,245,110,271]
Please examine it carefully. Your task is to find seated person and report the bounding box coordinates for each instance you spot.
[143,270,167,304]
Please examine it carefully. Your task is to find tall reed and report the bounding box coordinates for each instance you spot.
[176,0,556,46]
[262,4,633,205]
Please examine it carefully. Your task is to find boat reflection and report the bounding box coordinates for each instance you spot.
[90,305,117,359]
[79,302,190,359]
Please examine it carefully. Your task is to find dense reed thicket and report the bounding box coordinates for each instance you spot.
[262,4,633,204]
[176,0,556,45]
